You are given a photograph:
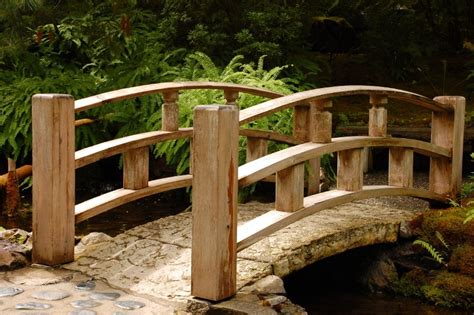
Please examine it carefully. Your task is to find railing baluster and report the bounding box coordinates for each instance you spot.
[224,89,239,106]
[276,163,304,212]
[162,91,179,131]
[246,138,268,162]
[191,105,238,301]
[365,95,388,173]
[32,94,75,265]
[123,147,149,190]
[337,149,363,191]
[389,148,413,187]
[429,96,465,198]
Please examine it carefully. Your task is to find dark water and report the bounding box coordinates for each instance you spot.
[284,245,473,315]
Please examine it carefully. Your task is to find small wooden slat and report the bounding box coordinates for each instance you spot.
[429,96,465,198]
[237,185,446,252]
[162,91,179,131]
[389,148,413,187]
[123,147,149,190]
[275,163,304,212]
[362,147,372,173]
[307,158,321,195]
[224,89,239,106]
[75,129,192,169]
[239,129,301,145]
[75,82,283,113]
[238,136,451,188]
[192,105,238,301]
[293,105,310,142]
[309,99,332,143]
[337,149,363,191]
[239,85,452,126]
[246,138,268,162]
[32,94,75,265]
[75,175,192,223]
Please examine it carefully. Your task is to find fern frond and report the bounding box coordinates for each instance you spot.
[465,208,474,224]
[413,239,445,265]
[435,231,449,249]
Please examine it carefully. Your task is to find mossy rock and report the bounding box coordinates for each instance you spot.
[392,268,429,298]
[449,244,474,276]
[421,208,474,246]
[421,271,474,308]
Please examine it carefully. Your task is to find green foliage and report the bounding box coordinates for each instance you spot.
[464,207,474,224]
[413,239,447,266]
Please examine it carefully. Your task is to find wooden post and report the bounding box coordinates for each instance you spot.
[366,95,388,172]
[389,148,413,187]
[293,105,321,195]
[275,163,304,212]
[162,91,179,131]
[309,99,332,143]
[123,147,149,190]
[191,105,238,301]
[32,94,75,265]
[337,149,363,191]
[246,138,268,162]
[429,96,465,198]
[224,89,239,106]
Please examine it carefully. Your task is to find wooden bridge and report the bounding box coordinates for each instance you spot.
[31,83,465,301]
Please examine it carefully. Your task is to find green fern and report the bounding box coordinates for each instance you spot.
[435,231,449,249]
[465,207,474,224]
[413,239,446,265]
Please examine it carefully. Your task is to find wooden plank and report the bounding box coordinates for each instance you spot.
[191,105,238,301]
[162,91,179,131]
[429,96,465,198]
[389,148,413,187]
[239,85,452,125]
[246,137,268,162]
[238,136,451,188]
[239,129,301,145]
[75,129,192,169]
[237,185,446,252]
[293,105,310,142]
[276,163,304,212]
[123,147,149,190]
[75,175,192,223]
[337,149,363,191]
[307,158,321,195]
[32,94,75,265]
[75,82,283,113]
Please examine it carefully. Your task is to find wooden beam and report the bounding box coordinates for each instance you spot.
[276,163,304,212]
[337,148,363,191]
[123,147,149,190]
[429,96,465,198]
[389,148,413,187]
[191,105,238,301]
[162,91,179,131]
[309,99,332,143]
[32,94,75,265]
[246,138,268,162]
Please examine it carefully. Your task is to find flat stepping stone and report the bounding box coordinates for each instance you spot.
[112,312,127,315]
[114,300,146,310]
[70,300,102,309]
[15,302,52,310]
[0,287,23,297]
[89,291,120,300]
[32,290,70,301]
[68,310,97,315]
[75,280,95,291]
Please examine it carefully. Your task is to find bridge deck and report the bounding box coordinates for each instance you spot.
[64,200,423,305]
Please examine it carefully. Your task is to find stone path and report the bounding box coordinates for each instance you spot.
[0,201,422,314]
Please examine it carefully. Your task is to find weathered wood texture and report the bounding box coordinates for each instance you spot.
[429,96,465,198]
[337,149,363,191]
[191,105,238,301]
[389,148,413,187]
[32,94,75,265]
[246,138,268,162]
[309,100,332,143]
[123,147,149,190]
[276,163,304,212]
[368,95,388,137]
[162,91,179,131]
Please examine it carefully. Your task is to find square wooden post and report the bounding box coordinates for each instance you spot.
[337,149,363,191]
[246,138,268,162]
[32,94,75,265]
[123,147,149,190]
[429,96,465,198]
[366,95,388,173]
[276,163,304,212]
[162,91,179,131]
[389,148,413,187]
[191,105,238,301]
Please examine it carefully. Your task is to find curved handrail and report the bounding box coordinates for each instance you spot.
[238,136,451,187]
[239,85,452,125]
[75,81,284,113]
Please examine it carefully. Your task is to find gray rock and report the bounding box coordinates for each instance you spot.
[0,249,29,270]
[68,310,97,315]
[0,286,23,297]
[261,295,287,307]
[112,313,127,315]
[75,280,96,291]
[75,232,113,257]
[70,300,102,309]
[254,275,286,294]
[15,302,52,310]
[32,290,70,301]
[90,291,120,300]
[114,300,146,310]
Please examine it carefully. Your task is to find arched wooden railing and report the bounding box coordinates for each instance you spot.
[31,83,465,302]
